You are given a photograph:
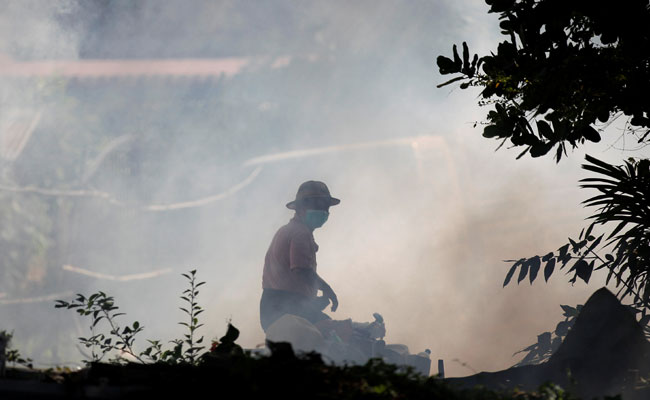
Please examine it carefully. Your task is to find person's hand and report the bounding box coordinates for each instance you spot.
[314,295,330,311]
[322,285,338,312]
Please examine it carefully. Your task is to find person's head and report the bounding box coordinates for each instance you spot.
[286,181,340,230]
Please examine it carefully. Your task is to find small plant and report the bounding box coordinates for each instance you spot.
[55,292,145,364]
[141,270,206,365]
[513,304,581,366]
[55,269,207,366]
[0,331,33,369]
[177,270,206,363]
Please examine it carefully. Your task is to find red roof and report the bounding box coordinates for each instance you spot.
[0,55,252,78]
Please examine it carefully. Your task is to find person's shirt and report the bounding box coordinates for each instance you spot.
[262,215,319,298]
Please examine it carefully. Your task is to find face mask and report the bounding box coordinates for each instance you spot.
[303,209,329,229]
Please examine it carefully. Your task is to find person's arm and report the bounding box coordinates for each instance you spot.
[293,268,338,312]
[315,272,338,312]
[289,231,338,312]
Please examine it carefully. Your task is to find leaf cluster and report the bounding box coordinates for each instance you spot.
[581,155,650,306]
[436,0,650,161]
[505,155,650,300]
[502,226,600,289]
[200,335,581,400]
[55,269,208,366]
[175,270,206,364]
[504,155,650,347]
[0,330,33,369]
[513,304,581,366]
[55,292,144,364]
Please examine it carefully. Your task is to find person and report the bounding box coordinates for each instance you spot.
[260,180,340,332]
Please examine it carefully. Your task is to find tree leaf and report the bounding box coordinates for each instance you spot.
[537,331,552,349]
[544,258,556,282]
[483,125,504,138]
[581,126,601,142]
[560,304,577,318]
[517,260,530,284]
[536,120,555,140]
[574,259,593,283]
[528,256,541,284]
[503,260,521,287]
[555,320,572,337]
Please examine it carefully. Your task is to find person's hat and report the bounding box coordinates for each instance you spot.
[286,180,340,210]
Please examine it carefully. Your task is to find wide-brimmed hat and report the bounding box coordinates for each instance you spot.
[286,180,340,210]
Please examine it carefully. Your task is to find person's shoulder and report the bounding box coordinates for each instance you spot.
[273,218,305,238]
[285,217,312,238]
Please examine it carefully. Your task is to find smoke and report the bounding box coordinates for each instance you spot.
[0,0,643,376]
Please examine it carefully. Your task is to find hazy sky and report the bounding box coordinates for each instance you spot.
[0,0,645,377]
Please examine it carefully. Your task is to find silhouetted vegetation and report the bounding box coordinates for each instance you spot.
[437,0,650,160]
[2,344,589,399]
[54,270,207,365]
[0,271,595,399]
[436,0,650,366]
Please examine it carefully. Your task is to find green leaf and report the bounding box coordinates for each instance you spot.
[536,120,555,140]
[585,234,603,254]
[517,260,530,284]
[483,125,504,138]
[528,256,541,284]
[544,258,556,282]
[584,223,595,240]
[581,126,601,143]
[555,320,572,337]
[560,304,576,318]
[530,142,553,157]
[92,316,104,328]
[503,260,521,287]
[488,0,516,13]
[573,259,593,283]
[558,243,570,259]
[607,220,629,240]
[436,76,465,88]
[452,44,462,69]
[537,331,552,349]
[541,252,554,262]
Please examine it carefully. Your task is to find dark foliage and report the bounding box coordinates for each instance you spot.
[512,304,581,366]
[504,156,650,311]
[3,332,585,400]
[437,0,650,161]
[55,270,208,365]
[505,155,650,363]
[437,0,650,367]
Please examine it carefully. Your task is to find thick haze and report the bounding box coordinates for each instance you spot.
[0,0,644,377]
